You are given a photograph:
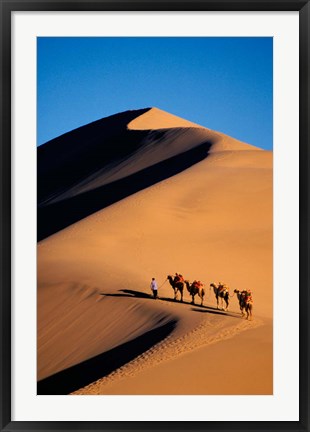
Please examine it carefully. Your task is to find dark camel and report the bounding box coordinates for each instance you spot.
[210,282,230,311]
[167,275,184,302]
[234,289,254,320]
[185,280,205,306]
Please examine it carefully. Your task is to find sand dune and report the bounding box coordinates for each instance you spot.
[37,107,273,395]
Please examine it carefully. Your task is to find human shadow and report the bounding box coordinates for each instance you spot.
[101,290,192,305]
[101,289,153,299]
[37,318,177,395]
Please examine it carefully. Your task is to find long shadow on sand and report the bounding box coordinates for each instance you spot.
[102,289,238,317]
[102,289,153,299]
[102,289,198,305]
[37,318,177,395]
[102,289,187,304]
[191,307,241,318]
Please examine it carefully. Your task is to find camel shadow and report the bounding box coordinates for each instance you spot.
[191,307,241,318]
[107,289,207,305]
[101,289,186,302]
[158,296,188,304]
[101,290,203,307]
[101,290,231,313]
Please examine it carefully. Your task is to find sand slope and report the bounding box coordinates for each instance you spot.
[37,107,273,395]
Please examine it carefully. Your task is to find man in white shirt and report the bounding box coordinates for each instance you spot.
[150,277,158,299]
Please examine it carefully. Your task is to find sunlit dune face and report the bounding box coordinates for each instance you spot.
[128,107,204,130]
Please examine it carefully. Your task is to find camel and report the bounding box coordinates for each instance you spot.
[185,280,205,306]
[210,282,230,311]
[167,274,184,302]
[245,300,254,320]
[234,289,246,316]
[234,289,254,320]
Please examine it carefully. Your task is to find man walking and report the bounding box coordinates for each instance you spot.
[150,277,158,299]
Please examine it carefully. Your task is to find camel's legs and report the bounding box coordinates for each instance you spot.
[221,297,225,310]
[245,304,253,320]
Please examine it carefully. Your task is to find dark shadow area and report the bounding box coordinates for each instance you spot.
[101,289,225,311]
[38,139,211,240]
[37,318,177,395]
[37,108,151,201]
[156,296,188,304]
[101,290,188,304]
[191,307,240,318]
[121,289,153,299]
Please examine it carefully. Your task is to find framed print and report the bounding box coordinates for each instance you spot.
[1,0,309,431]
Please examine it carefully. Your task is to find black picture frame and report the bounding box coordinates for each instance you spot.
[1,0,309,431]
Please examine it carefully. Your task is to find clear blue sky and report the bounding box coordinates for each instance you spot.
[37,37,273,149]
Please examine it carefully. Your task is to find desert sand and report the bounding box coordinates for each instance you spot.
[37,107,273,395]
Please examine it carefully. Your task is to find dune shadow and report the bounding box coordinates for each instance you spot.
[37,318,177,395]
[38,141,211,240]
[37,109,212,241]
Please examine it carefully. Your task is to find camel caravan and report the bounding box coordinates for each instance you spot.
[165,273,254,320]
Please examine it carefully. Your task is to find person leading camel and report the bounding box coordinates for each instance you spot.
[150,277,158,299]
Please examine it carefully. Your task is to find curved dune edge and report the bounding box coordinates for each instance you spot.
[95,319,273,396]
[127,107,205,130]
[42,126,213,206]
[37,313,179,395]
[128,106,261,152]
[72,308,264,395]
[37,282,183,382]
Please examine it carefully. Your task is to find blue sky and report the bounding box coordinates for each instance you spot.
[37,37,273,149]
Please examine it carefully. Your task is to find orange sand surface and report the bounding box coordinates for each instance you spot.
[37,108,273,395]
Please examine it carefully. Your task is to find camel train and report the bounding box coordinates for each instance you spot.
[166,274,253,319]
